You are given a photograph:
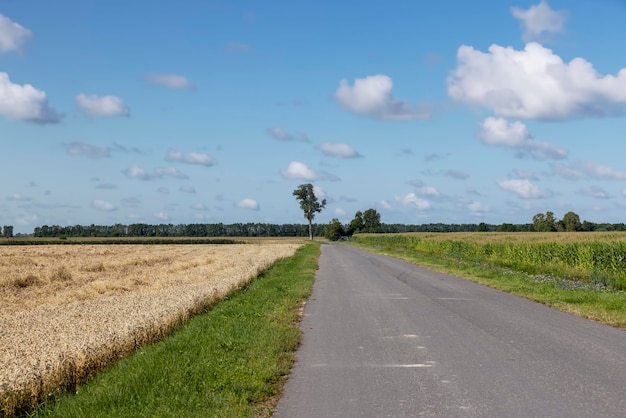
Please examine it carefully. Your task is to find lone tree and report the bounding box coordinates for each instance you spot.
[293,183,326,240]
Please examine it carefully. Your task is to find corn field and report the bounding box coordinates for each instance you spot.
[352,232,626,291]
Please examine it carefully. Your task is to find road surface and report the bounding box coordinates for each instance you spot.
[273,244,626,417]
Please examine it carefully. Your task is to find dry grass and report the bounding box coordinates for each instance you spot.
[0,242,303,416]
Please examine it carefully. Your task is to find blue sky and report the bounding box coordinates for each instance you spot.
[2,1,626,233]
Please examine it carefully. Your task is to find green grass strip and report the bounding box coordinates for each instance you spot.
[349,240,626,330]
[29,243,320,418]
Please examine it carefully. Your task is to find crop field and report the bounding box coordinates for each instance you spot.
[0,242,302,416]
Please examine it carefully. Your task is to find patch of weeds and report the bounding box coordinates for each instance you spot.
[13,273,39,288]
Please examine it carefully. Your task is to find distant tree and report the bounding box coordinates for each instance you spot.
[362,208,382,233]
[476,222,489,232]
[496,223,518,232]
[347,211,364,236]
[3,225,13,238]
[562,211,582,232]
[532,211,557,232]
[293,183,326,240]
[324,218,345,241]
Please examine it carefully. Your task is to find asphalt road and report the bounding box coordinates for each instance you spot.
[273,244,626,418]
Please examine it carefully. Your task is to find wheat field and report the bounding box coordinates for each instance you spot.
[0,242,302,416]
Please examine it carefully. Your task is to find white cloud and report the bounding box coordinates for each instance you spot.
[66,141,110,159]
[145,73,195,90]
[154,167,189,179]
[7,193,31,202]
[265,127,309,142]
[467,201,489,213]
[579,186,611,199]
[123,165,187,181]
[313,185,327,200]
[511,1,566,42]
[280,161,319,181]
[448,43,626,120]
[235,198,259,210]
[179,185,196,194]
[76,94,130,118]
[397,193,431,210]
[155,211,170,221]
[335,74,432,120]
[91,199,117,211]
[0,72,63,123]
[381,200,392,210]
[166,150,215,167]
[122,164,154,180]
[318,142,361,158]
[496,178,544,198]
[551,161,626,181]
[191,203,209,211]
[479,117,567,159]
[334,208,346,216]
[0,14,32,52]
[415,185,441,198]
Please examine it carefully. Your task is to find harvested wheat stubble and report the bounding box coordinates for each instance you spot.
[0,243,302,416]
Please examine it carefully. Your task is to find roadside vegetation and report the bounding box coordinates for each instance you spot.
[26,242,319,418]
[350,232,626,329]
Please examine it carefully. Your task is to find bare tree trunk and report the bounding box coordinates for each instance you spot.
[308,220,313,240]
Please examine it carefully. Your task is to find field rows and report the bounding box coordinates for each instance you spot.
[0,243,302,416]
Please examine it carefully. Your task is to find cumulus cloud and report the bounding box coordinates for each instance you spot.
[448,43,626,120]
[166,150,215,167]
[578,185,611,199]
[511,1,566,42]
[0,72,63,123]
[280,161,339,181]
[479,117,567,160]
[122,165,188,180]
[415,185,441,198]
[335,74,432,120]
[318,142,361,158]
[145,73,195,90]
[155,211,170,221]
[122,164,154,181]
[191,203,209,211]
[551,161,626,181]
[154,167,188,179]
[0,13,32,52]
[235,198,259,210]
[76,94,130,118]
[281,161,318,180]
[6,193,31,202]
[467,201,489,214]
[496,178,546,198]
[66,141,111,159]
[397,193,431,210]
[91,199,117,211]
[265,127,309,142]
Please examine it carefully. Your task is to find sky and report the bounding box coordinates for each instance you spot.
[2,0,626,234]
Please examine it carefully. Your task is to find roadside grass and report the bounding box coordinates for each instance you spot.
[28,242,320,418]
[349,237,626,330]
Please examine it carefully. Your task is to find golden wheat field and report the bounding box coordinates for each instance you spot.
[0,242,302,415]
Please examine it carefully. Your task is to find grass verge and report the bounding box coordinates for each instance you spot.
[349,240,626,330]
[27,242,320,418]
